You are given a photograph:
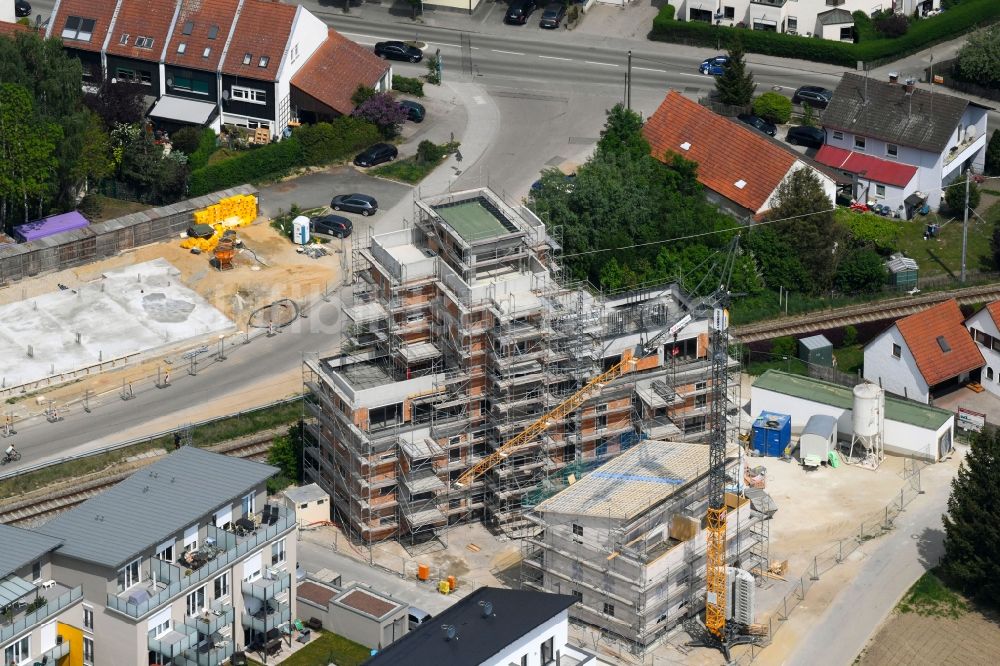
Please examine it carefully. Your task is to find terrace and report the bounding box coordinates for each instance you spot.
[0,579,83,644]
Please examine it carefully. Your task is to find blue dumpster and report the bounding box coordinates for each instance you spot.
[752,412,791,457]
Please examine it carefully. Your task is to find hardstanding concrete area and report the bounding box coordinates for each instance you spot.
[0,258,233,390]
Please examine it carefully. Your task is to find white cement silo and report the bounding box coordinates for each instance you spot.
[850,382,885,469]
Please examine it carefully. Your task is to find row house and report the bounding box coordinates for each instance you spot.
[47,0,390,138]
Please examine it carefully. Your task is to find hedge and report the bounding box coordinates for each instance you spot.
[392,75,425,97]
[188,118,379,196]
[651,0,1000,67]
[187,128,219,171]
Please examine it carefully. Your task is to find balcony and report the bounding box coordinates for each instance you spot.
[242,570,291,601]
[148,622,198,659]
[177,639,235,666]
[241,599,291,633]
[0,584,83,645]
[184,598,234,635]
[107,506,296,619]
[39,639,71,662]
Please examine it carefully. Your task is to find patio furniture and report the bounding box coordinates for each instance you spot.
[306,617,322,631]
[231,652,248,666]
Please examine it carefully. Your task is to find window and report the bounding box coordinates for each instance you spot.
[541,636,554,664]
[242,492,255,517]
[182,20,194,35]
[833,131,844,140]
[135,36,154,49]
[231,85,267,104]
[787,17,797,32]
[876,184,886,197]
[450,448,462,461]
[571,590,583,601]
[214,572,230,598]
[62,16,96,42]
[840,26,853,40]
[572,523,583,536]
[202,47,211,58]
[271,539,286,565]
[177,42,187,54]
[119,33,129,45]
[208,25,219,39]
[603,602,615,617]
[173,74,210,94]
[892,343,902,359]
[5,636,29,665]
[520,656,528,666]
[988,367,995,381]
[290,44,299,63]
[936,336,951,353]
[886,143,898,158]
[186,585,206,616]
[84,606,94,630]
[149,617,170,638]
[854,136,866,151]
[83,637,94,666]
[596,414,608,429]
[155,542,173,562]
[116,67,151,85]
[258,55,269,68]
[32,560,40,581]
[243,52,252,65]
[117,558,140,592]
[723,6,735,19]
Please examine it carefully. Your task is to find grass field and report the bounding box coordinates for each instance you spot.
[895,210,993,277]
[434,200,509,242]
[248,630,370,666]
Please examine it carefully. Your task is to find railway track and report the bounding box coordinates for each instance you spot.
[0,436,277,526]
[732,282,1000,344]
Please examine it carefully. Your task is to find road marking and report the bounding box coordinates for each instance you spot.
[492,49,525,56]
[675,72,706,78]
[633,66,666,73]
[538,55,571,61]
[472,96,487,105]
[585,61,619,67]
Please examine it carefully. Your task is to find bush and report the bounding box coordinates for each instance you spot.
[188,138,303,196]
[650,0,1000,67]
[771,336,796,360]
[852,11,877,42]
[78,193,103,219]
[416,140,447,164]
[295,117,381,166]
[187,128,218,170]
[753,92,792,124]
[353,92,408,139]
[987,129,1000,177]
[843,325,858,347]
[656,4,674,22]
[874,13,910,38]
[171,126,203,155]
[392,75,424,97]
[351,85,375,107]
[944,171,981,215]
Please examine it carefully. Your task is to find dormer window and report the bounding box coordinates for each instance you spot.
[182,20,194,35]
[258,56,269,68]
[119,33,129,45]
[177,42,187,54]
[203,47,211,58]
[243,52,252,65]
[62,16,96,42]
[135,36,154,49]
[208,25,219,40]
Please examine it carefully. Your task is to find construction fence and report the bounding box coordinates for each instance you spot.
[0,185,258,286]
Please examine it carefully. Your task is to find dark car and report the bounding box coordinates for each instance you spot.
[505,0,537,25]
[539,3,566,28]
[330,194,379,216]
[311,214,353,238]
[374,41,423,63]
[399,100,425,123]
[785,125,826,149]
[792,86,833,109]
[737,113,777,137]
[353,143,398,168]
[15,0,30,18]
[699,55,729,76]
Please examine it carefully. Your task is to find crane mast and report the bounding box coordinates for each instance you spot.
[704,303,731,640]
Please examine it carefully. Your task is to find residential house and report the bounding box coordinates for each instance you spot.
[296,581,408,650]
[0,525,86,666]
[642,90,838,219]
[31,446,298,665]
[670,1,938,39]
[366,587,608,666]
[818,73,990,212]
[47,0,391,138]
[863,299,984,403]
[964,301,1000,398]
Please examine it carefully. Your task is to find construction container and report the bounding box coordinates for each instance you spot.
[292,216,310,245]
[447,575,456,591]
[437,580,450,594]
[799,414,838,461]
[417,564,429,581]
[797,334,832,368]
[751,412,791,457]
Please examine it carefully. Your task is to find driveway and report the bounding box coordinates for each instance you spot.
[259,165,412,218]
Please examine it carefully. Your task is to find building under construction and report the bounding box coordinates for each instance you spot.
[520,439,769,653]
[302,187,740,550]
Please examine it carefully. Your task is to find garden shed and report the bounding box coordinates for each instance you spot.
[798,334,833,367]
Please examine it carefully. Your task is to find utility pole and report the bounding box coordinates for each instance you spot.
[961,168,970,284]
[626,50,632,111]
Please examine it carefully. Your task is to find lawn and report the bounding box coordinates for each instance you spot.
[833,344,864,374]
[84,195,150,223]
[897,571,968,619]
[370,155,442,184]
[894,209,994,278]
[248,630,371,666]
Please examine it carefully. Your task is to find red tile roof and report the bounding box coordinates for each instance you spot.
[221,0,297,82]
[166,0,241,71]
[641,91,797,213]
[48,0,118,53]
[104,0,176,62]
[895,299,984,386]
[814,145,918,188]
[983,301,1000,333]
[291,29,390,115]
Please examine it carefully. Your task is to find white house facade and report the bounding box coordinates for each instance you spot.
[863,324,930,403]
[965,303,1000,398]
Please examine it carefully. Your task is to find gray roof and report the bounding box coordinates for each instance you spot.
[35,447,277,568]
[802,414,838,438]
[282,483,328,505]
[799,334,832,351]
[817,8,854,26]
[824,73,974,153]
[0,524,63,578]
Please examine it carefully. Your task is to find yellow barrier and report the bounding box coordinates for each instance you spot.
[181,194,258,251]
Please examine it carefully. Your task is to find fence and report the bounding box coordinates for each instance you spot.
[0,185,257,286]
[923,59,1000,103]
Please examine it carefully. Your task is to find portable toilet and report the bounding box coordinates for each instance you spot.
[752,412,791,457]
[798,334,833,368]
[799,414,838,461]
[291,215,310,245]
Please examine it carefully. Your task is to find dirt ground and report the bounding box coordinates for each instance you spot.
[858,605,1000,666]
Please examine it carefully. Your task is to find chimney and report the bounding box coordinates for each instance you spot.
[888,72,899,84]
[904,79,916,95]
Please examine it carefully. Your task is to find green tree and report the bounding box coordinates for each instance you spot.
[715,42,756,107]
[267,423,304,492]
[945,171,981,216]
[765,168,845,295]
[956,26,1000,88]
[800,103,817,128]
[112,124,189,204]
[351,84,376,107]
[986,129,1000,177]
[940,428,1000,608]
[992,221,1000,270]
[770,336,796,360]
[753,92,792,124]
[596,104,649,160]
[0,83,62,229]
[835,247,887,294]
[842,324,858,346]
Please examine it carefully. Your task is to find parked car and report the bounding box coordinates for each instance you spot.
[792,86,833,109]
[330,194,379,216]
[699,55,729,76]
[353,143,398,167]
[399,100,425,123]
[374,41,423,63]
[539,2,566,28]
[504,0,537,25]
[408,607,431,631]
[736,113,777,137]
[785,125,825,149]
[311,214,353,238]
[15,0,31,17]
